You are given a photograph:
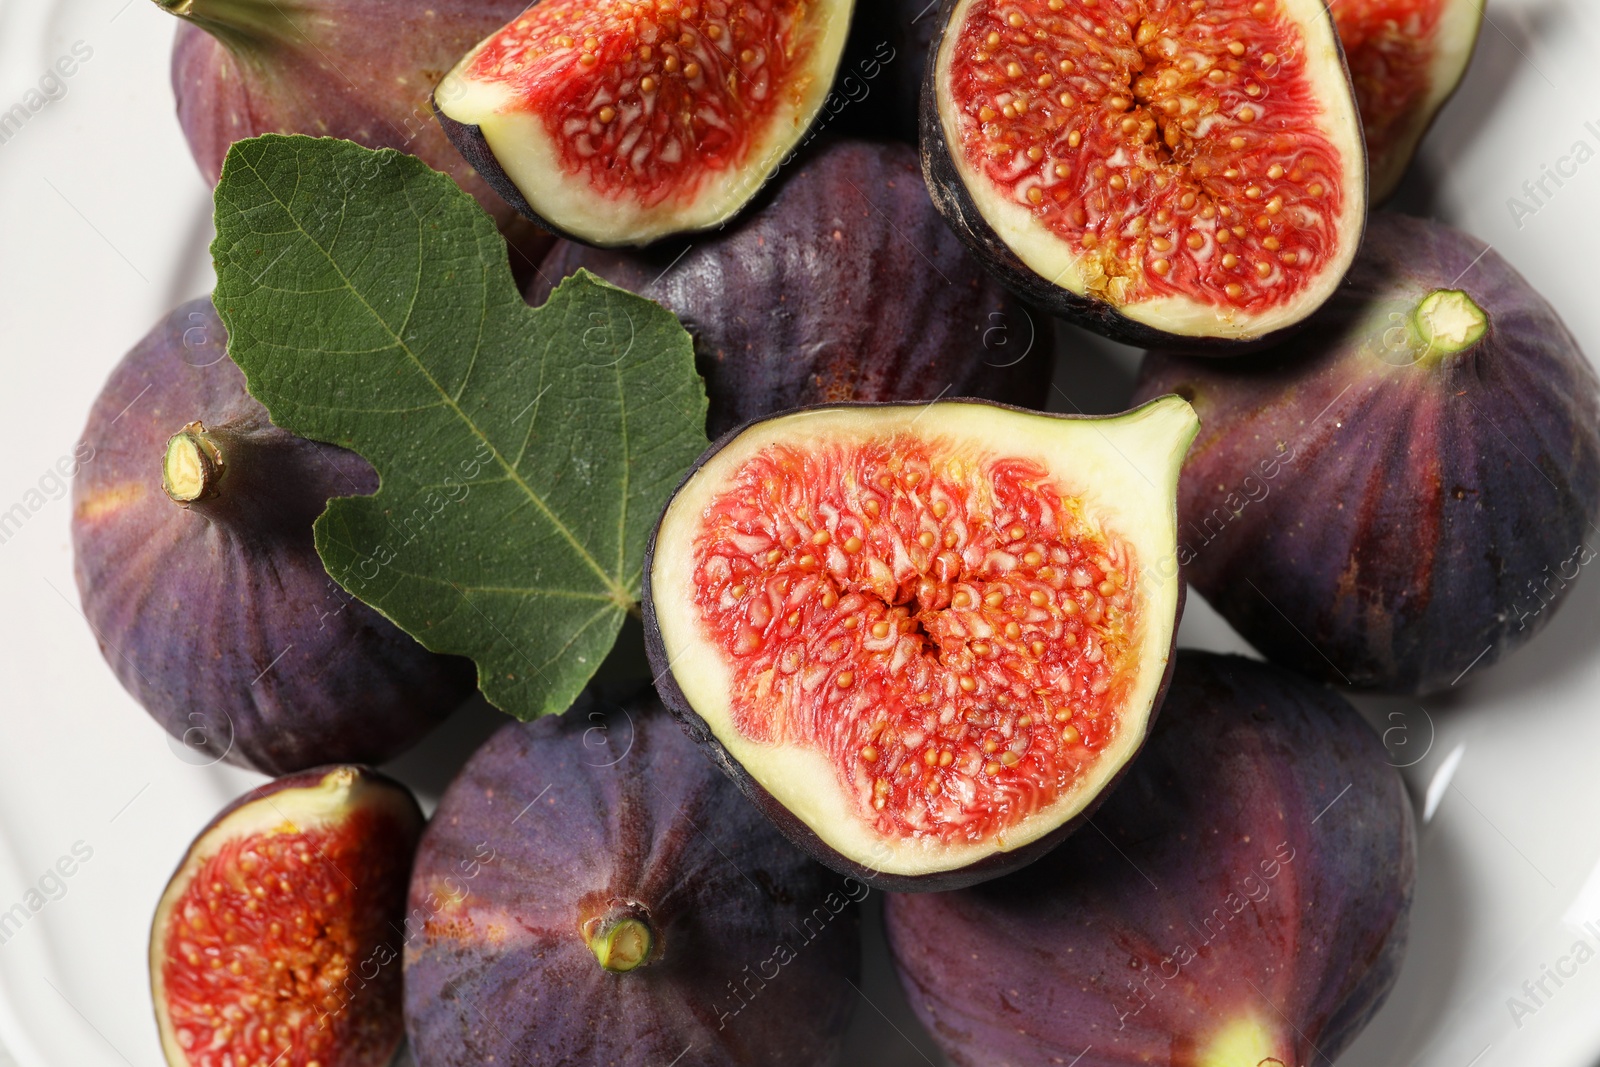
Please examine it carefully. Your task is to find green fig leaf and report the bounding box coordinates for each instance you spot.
[210,135,708,720]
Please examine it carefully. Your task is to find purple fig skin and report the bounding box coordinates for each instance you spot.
[402,696,861,1067]
[885,651,1416,1067]
[640,399,1186,893]
[165,0,552,266]
[71,298,477,775]
[528,139,1053,438]
[430,104,545,234]
[1133,213,1600,694]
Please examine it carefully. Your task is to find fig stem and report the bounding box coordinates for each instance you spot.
[150,0,300,49]
[163,422,227,504]
[1413,289,1488,366]
[586,911,654,974]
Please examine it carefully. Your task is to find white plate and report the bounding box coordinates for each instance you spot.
[3,1,1600,1064]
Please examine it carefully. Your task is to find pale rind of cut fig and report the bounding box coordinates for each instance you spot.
[1343,0,1484,202]
[647,398,1198,884]
[1405,0,1482,179]
[924,0,1368,348]
[434,0,857,247]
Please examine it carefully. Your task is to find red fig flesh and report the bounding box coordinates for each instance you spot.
[435,0,857,245]
[920,0,1367,349]
[1336,0,1483,202]
[646,398,1198,889]
[151,767,424,1067]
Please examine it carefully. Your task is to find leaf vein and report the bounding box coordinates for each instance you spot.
[233,149,629,603]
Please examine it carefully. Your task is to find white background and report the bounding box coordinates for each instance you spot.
[3,0,1600,1064]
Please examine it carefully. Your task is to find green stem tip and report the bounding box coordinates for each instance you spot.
[163,422,226,504]
[585,905,655,974]
[1413,289,1488,366]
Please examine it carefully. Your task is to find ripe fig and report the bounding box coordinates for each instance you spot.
[886,651,1415,1067]
[1133,214,1600,694]
[159,0,552,262]
[528,139,1053,438]
[1336,0,1483,202]
[71,299,476,773]
[403,695,861,1066]
[644,397,1200,891]
[151,766,425,1067]
[921,0,1367,350]
[433,0,856,246]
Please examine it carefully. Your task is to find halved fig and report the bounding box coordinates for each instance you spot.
[644,397,1199,890]
[528,139,1053,437]
[886,651,1415,1067]
[921,0,1367,349]
[1336,0,1483,202]
[1133,214,1600,694]
[434,0,857,246]
[151,767,424,1067]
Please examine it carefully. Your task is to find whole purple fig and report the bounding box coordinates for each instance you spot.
[1134,214,1600,693]
[403,695,861,1066]
[157,0,551,263]
[886,651,1415,1067]
[529,139,1053,438]
[72,298,476,774]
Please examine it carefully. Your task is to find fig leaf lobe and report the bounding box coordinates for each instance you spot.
[211,135,710,721]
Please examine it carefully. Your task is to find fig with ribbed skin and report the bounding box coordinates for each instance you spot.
[1133,214,1600,694]
[403,696,861,1066]
[72,299,476,774]
[886,651,1415,1067]
[530,139,1053,438]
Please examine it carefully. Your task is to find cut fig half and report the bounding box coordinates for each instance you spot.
[1336,0,1483,202]
[150,767,424,1067]
[644,397,1199,890]
[921,0,1367,349]
[434,0,857,246]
